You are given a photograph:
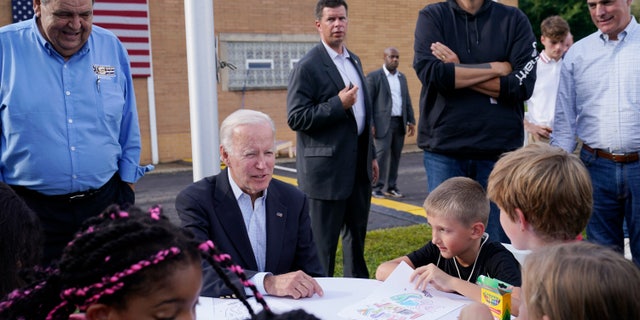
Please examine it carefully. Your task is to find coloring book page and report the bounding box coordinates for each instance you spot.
[196,296,294,320]
[338,261,468,320]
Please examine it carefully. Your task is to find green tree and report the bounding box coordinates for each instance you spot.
[520,0,593,45]
[521,0,640,46]
[634,2,640,20]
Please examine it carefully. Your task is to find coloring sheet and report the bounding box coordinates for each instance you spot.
[196,296,294,320]
[338,261,468,320]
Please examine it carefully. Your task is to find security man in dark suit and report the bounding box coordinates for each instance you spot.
[368,47,416,199]
[287,0,378,278]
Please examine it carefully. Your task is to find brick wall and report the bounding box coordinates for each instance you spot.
[0,0,519,164]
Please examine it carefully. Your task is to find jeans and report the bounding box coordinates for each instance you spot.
[423,151,509,243]
[580,148,640,267]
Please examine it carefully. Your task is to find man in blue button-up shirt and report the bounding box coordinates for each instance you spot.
[552,0,640,267]
[0,0,152,264]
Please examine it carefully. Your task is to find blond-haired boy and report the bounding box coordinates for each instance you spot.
[488,143,592,250]
[376,177,521,302]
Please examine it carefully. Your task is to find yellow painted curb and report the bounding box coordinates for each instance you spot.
[273,174,425,218]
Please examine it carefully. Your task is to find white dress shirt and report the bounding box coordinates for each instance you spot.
[322,41,365,135]
[383,64,403,117]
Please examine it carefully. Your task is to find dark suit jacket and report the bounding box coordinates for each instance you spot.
[366,68,416,139]
[175,169,325,297]
[287,43,375,200]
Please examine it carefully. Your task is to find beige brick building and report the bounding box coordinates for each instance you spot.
[0,0,518,165]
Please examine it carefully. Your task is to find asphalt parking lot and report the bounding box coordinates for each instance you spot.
[135,148,429,230]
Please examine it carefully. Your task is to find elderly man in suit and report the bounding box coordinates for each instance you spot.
[176,109,325,298]
[368,47,416,199]
[287,0,378,278]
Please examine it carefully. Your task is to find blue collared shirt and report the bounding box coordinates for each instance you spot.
[228,172,270,295]
[0,16,152,195]
[552,17,640,153]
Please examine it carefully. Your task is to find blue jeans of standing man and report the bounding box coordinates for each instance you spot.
[423,151,509,243]
[580,148,640,267]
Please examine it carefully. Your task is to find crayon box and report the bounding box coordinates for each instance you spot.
[477,275,512,320]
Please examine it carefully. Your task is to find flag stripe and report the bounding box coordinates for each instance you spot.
[122,42,152,50]
[107,30,150,38]
[94,23,149,31]
[92,3,149,11]
[97,0,148,4]
[92,16,150,24]
[93,10,149,18]
[118,36,150,43]
[128,50,150,55]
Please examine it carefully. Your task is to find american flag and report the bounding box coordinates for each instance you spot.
[11,0,151,77]
[11,0,32,22]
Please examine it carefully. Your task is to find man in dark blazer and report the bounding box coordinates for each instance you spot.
[368,47,416,199]
[176,109,324,298]
[287,0,378,278]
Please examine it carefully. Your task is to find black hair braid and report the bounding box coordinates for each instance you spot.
[59,222,171,287]
[60,221,145,272]
[200,252,263,318]
[0,273,66,319]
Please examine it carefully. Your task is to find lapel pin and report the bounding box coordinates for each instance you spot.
[276,212,284,218]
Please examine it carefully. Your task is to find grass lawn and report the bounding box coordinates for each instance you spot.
[333,223,432,278]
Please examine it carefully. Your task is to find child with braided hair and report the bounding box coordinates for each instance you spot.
[0,205,319,320]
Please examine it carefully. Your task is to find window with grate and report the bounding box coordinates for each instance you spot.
[218,34,318,91]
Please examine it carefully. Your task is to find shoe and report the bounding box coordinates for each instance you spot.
[372,190,385,198]
[385,189,404,198]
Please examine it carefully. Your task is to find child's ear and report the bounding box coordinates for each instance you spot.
[85,303,114,320]
[515,208,528,230]
[471,221,485,238]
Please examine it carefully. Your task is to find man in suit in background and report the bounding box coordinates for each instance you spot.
[287,0,378,278]
[368,47,416,199]
[176,109,324,298]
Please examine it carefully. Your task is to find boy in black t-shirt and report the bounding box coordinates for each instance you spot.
[375,177,521,302]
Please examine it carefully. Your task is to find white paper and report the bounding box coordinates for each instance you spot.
[196,296,294,320]
[338,261,468,320]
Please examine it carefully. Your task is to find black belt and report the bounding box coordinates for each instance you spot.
[10,174,116,202]
[583,144,639,163]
